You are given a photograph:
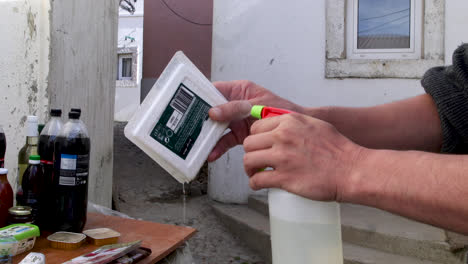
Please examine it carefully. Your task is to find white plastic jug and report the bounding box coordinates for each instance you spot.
[125,51,229,183]
[269,189,343,264]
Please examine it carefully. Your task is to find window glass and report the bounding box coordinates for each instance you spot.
[358,0,411,49]
[121,58,133,78]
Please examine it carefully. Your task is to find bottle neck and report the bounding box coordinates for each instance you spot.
[26,136,38,146]
[0,174,7,181]
[51,116,62,122]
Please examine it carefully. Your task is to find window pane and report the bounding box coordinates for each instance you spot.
[358,0,411,49]
[122,58,133,78]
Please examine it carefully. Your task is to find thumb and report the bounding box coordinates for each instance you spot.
[209,100,252,122]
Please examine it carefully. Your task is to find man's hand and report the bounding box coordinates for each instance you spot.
[243,112,364,201]
[208,80,303,161]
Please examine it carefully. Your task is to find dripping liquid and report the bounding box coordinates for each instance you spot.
[182,183,186,225]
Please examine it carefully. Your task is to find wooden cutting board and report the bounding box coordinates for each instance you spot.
[12,213,197,264]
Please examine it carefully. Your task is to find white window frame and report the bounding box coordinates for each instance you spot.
[118,54,133,81]
[347,0,422,60]
[325,0,445,79]
[116,47,138,88]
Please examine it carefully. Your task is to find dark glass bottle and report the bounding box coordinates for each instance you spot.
[17,116,39,203]
[0,168,14,227]
[52,110,90,232]
[0,126,5,168]
[16,155,45,227]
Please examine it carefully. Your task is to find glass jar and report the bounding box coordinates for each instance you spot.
[7,206,33,225]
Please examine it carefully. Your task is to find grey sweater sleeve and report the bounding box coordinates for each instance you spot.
[421,44,468,154]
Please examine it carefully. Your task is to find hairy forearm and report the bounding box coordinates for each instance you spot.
[303,94,443,152]
[343,148,468,234]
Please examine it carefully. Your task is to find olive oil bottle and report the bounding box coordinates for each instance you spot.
[17,116,39,200]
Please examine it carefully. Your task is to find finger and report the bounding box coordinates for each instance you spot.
[207,132,239,162]
[250,116,281,135]
[213,81,239,99]
[243,133,274,153]
[209,100,252,122]
[249,170,283,190]
[243,149,275,176]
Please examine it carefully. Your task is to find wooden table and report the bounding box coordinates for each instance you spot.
[13,213,197,263]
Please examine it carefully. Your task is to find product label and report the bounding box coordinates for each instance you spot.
[0,226,35,237]
[150,83,211,160]
[59,154,89,186]
[0,158,4,168]
[40,160,53,165]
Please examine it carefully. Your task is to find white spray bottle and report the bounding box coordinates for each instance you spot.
[251,105,343,264]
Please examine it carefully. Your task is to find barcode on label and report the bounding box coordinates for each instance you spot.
[59,176,76,186]
[171,86,194,114]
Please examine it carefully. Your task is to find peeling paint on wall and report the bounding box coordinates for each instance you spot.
[27,8,37,40]
[0,0,50,184]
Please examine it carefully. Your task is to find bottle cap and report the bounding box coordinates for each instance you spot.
[29,155,40,161]
[29,155,41,165]
[251,105,265,120]
[51,109,62,117]
[71,108,81,114]
[0,168,8,175]
[8,206,32,216]
[26,115,39,137]
[69,111,81,119]
[27,116,38,123]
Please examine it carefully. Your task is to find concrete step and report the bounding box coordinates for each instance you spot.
[245,195,464,263]
[341,204,461,264]
[211,202,272,263]
[212,202,445,264]
[248,194,269,216]
[343,243,440,264]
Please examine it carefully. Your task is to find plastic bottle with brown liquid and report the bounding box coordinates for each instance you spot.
[51,110,90,232]
[38,109,63,230]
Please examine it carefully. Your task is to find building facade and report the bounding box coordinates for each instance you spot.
[115,0,144,122]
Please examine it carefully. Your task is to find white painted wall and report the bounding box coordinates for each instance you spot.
[48,0,118,207]
[209,0,467,204]
[0,0,118,207]
[0,0,50,185]
[445,0,468,65]
[115,0,144,121]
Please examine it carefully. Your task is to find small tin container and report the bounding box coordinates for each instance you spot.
[83,228,121,246]
[47,231,86,250]
[7,206,33,225]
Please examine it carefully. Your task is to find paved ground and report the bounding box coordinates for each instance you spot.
[113,122,265,264]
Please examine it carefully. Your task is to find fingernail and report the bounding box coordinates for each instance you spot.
[239,101,252,115]
[209,107,222,119]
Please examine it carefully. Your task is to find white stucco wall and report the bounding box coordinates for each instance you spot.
[0,0,50,185]
[445,0,468,65]
[0,0,118,207]
[115,0,144,122]
[209,0,467,204]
